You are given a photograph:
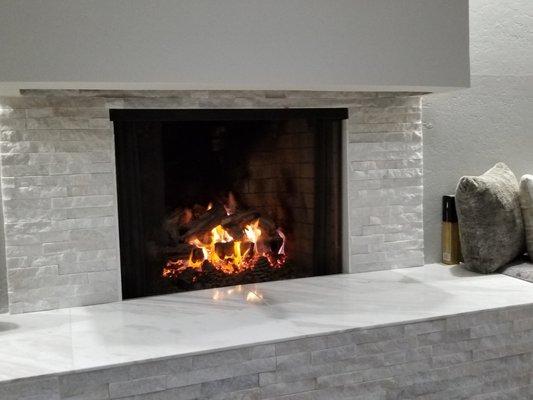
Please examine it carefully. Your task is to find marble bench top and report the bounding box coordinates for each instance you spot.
[1,263,533,383]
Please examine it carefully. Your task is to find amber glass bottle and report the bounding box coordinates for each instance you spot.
[442,195,462,265]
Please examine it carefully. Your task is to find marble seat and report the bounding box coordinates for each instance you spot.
[1,264,533,399]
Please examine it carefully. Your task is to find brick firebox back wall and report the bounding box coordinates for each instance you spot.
[240,119,317,275]
[0,91,424,313]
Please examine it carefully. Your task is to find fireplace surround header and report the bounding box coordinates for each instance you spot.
[0,90,424,313]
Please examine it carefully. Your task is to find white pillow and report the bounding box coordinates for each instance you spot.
[520,175,533,262]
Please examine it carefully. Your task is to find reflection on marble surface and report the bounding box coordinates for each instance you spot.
[1,264,533,382]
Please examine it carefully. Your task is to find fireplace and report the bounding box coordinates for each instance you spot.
[110,108,347,299]
[0,91,423,314]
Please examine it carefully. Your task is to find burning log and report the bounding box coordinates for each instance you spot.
[265,236,284,255]
[221,210,260,229]
[240,242,254,257]
[192,204,208,219]
[215,241,235,259]
[221,209,260,225]
[157,243,194,259]
[191,247,205,263]
[180,205,227,242]
[220,210,263,241]
[163,208,193,241]
[257,217,277,236]
[224,226,245,241]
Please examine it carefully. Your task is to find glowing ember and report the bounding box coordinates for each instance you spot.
[162,195,287,281]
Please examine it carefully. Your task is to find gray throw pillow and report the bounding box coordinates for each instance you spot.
[519,175,533,262]
[455,163,524,273]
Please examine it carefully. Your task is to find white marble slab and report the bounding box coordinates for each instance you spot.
[1,263,533,383]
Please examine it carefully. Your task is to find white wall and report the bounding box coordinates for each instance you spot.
[0,0,469,94]
[423,0,533,263]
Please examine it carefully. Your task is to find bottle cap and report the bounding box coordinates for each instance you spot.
[442,195,458,222]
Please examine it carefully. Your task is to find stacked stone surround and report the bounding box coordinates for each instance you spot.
[0,90,424,313]
[1,304,533,399]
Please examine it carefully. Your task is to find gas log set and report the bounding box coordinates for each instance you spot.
[160,193,291,289]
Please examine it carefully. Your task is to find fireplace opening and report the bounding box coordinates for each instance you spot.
[110,109,347,299]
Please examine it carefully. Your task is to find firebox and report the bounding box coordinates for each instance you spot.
[110,108,347,299]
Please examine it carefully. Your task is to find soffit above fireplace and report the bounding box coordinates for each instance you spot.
[0,2,469,95]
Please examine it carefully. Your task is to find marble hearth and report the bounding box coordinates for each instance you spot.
[0,90,424,314]
[1,265,533,399]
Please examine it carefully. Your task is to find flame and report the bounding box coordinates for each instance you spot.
[163,217,287,278]
[244,220,261,244]
[212,224,233,243]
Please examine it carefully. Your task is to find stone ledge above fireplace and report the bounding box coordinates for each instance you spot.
[0,90,424,313]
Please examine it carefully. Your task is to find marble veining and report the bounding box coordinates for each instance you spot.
[1,263,533,383]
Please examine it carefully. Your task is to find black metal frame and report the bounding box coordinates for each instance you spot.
[111,108,348,299]
[313,119,343,277]
[110,108,348,122]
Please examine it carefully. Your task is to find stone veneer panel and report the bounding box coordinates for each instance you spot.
[0,91,424,313]
[1,304,533,399]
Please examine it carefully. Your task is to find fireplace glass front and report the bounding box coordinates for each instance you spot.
[110,108,347,299]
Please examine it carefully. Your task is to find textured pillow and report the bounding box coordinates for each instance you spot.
[519,175,533,262]
[455,163,524,273]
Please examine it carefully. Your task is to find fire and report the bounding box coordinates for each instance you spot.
[212,224,233,243]
[244,220,261,243]
[162,197,287,280]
